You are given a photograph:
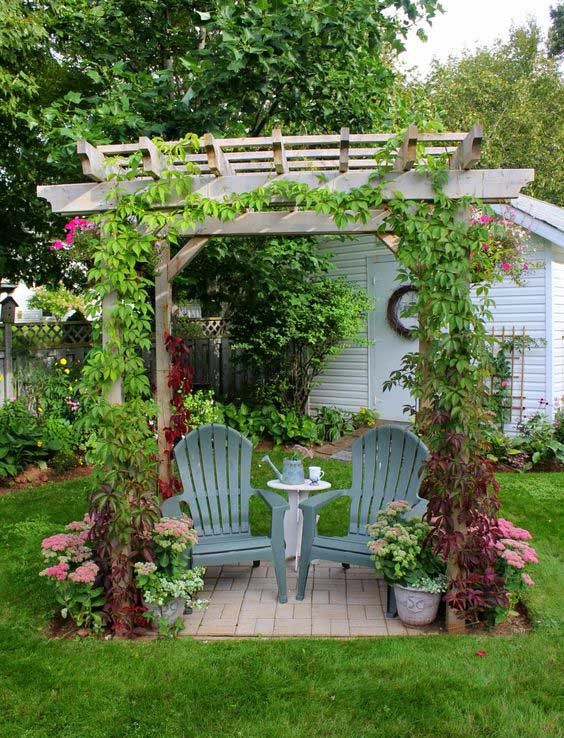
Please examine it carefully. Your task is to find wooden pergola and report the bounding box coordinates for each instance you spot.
[37,125,534,484]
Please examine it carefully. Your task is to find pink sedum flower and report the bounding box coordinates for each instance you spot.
[68,561,98,584]
[40,561,70,581]
[521,573,535,586]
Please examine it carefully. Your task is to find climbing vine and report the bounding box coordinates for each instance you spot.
[58,133,528,632]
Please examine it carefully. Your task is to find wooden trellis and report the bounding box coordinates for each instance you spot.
[36,124,534,489]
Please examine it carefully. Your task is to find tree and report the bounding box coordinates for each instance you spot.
[549,2,564,57]
[175,236,371,411]
[0,0,441,286]
[422,23,564,205]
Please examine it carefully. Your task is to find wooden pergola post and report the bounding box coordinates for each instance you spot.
[155,241,172,485]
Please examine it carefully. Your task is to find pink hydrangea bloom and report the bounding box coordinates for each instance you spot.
[68,561,98,584]
[40,561,70,580]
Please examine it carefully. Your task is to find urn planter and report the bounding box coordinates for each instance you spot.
[394,583,441,626]
[145,597,185,625]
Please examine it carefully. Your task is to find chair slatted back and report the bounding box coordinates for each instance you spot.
[348,425,428,535]
[173,424,253,537]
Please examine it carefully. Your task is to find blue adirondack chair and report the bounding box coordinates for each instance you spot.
[161,424,290,603]
[296,425,429,615]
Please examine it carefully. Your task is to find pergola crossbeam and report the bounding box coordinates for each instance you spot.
[339,127,350,173]
[170,209,390,238]
[203,133,234,176]
[139,136,164,179]
[272,128,288,174]
[37,168,535,215]
[449,124,483,170]
[394,125,418,172]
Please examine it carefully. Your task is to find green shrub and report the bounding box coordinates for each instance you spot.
[514,413,564,467]
[184,390,223,428]
[314,406,353,442]
[49,449,79,474]
[352,406,380,428]
[218,402,319,446]
[0,401,47,479]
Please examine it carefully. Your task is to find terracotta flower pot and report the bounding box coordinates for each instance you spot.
[394,583,441,626]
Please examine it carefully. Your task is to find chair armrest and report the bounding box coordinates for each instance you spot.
[299,489,347,512]
[161,494,184,518]
[405,499,427,520]
[255,488,290,512]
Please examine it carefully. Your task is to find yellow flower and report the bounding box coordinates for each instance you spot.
[64,368,70,374]
[59,358,68,366]
[68,386,73,391]
[38,406,43,414]
[37,440,43,447]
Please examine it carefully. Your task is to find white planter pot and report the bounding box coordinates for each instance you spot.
[394,584,441,626]
[145,597,185,625]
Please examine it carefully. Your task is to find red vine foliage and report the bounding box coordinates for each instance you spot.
[158,332,193,499]
[421,418,509,622]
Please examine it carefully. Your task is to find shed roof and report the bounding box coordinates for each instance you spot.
[493,195,564,248]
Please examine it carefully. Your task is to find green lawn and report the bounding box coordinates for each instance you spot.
[0,456,562,738]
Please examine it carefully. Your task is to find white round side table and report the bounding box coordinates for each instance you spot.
[266,479,331,570]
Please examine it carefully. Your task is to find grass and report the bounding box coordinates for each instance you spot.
[0,456,562,738]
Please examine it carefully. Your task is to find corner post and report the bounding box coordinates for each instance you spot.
[155,241,172,486]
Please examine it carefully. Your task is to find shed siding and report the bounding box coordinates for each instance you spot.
[552,248,564,405]
[311,236,552,433]
[309,236,387,412]
[477,242,548,433]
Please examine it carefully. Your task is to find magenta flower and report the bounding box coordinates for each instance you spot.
[481,243,490,251]
[523,263,529,270]
[480,215,492,223]
[501,380,508,388]
[501,263,511,270]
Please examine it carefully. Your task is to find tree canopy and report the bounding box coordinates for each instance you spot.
[0,0,440,286]
[422,23,564,205]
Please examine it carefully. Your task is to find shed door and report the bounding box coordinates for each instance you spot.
[368,255,417,422]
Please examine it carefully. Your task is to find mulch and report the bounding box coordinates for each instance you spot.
[0,463,94,496]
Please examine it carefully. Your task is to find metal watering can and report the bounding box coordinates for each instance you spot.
[261,454,305,485]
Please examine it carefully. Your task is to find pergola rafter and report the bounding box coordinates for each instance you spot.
[36,126,534,492]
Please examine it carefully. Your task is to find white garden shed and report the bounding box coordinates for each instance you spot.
[310,195,564,433]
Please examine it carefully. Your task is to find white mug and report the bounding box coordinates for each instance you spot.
[309,466,324,483]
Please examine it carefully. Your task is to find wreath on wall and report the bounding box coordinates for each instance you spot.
[386,285,418,339]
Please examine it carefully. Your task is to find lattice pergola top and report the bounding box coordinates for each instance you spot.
[38,125,534,225]
[76,126,476,180]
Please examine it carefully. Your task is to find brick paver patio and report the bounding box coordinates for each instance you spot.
[182,562,441,638]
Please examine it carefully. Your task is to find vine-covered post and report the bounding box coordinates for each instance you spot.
[155,240,172,485]
[101,290,122,405]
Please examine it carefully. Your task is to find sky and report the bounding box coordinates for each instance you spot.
[401,0,555,74]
